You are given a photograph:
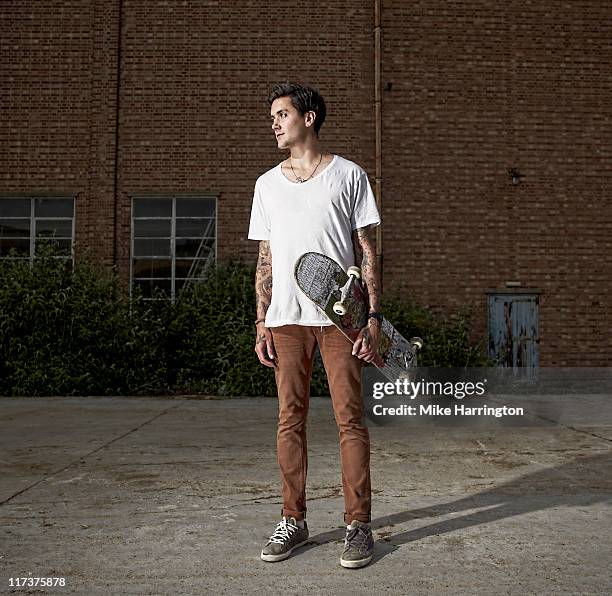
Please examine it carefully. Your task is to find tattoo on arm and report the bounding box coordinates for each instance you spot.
[353,226,381,313]
[362,326,370,346]
[255,241,273,320]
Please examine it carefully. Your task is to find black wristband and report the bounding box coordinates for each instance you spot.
[367,311,383,323]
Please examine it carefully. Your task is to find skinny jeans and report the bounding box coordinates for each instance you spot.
[271,324,371,525]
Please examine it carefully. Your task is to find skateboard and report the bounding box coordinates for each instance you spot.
[294,252,424,382]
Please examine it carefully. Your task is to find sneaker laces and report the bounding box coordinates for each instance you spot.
[268,518,297,544]
[345,525,370,553]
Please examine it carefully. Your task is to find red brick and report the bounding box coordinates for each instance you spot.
[0,1,610,365]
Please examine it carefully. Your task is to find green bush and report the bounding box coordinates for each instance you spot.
[166,262,330,396]
[0,246,169,396]
[166,262,277,396]
[382,297,492,367]
[0,247,489,397]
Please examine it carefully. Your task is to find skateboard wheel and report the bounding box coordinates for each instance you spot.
[409,337,424,350]
[347,266,361,279]
[333,301,347,316]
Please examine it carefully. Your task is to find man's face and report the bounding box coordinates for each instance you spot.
[270,96,313,149]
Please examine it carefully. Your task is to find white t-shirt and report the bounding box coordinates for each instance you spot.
[248,154,381,327]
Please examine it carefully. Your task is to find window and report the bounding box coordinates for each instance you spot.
[0,197,75,262]
[131,196,217,300]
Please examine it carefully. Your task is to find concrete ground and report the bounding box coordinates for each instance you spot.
[0,396,611,595]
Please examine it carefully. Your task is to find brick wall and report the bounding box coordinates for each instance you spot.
[1,1,610,364]
[116,0,375,276]
[382,1,612,365]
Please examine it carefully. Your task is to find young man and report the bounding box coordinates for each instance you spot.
[248,82,382,569]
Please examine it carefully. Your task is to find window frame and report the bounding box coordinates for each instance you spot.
[0,195,76,263]
[130,193,218,301]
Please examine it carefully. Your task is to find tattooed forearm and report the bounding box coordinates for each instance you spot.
[352,226,381,313]
[255,240,273,320]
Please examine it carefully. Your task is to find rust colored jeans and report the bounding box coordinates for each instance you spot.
[270,324,371,525]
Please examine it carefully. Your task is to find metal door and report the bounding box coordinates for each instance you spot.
[488,293,539,367]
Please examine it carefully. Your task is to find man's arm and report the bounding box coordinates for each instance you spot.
[351,225,382,361]
[352,226,381,313]
[254,240,277,367]
[255,240,273,321]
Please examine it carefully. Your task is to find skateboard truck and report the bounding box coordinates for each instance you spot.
[333,266,361,316]
[393,337,425,368]
[410,337,424,352]
[406,337,424,366]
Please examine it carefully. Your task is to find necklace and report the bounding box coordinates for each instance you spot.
[289,153,323,183]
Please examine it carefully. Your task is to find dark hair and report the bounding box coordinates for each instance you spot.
[268,82,327,136]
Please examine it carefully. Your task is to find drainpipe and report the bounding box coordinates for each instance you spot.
[374,0,383,287]
[113,0,124,269]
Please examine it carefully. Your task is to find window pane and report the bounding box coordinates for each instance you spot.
[176,237,215,258]
[132,258,172,279]
[35,219,72,238]
[175,218,215,238]
[175,259,192,278]
[133,198,172,218]
[176,199,215,218]
[134,219,171,237]
[0,199,30,218]
[35,198,74,218]
[0,237,30,256]
[176,258,213,278]
[0,218,30,237]
[175,278,189,294]
[35,238,72,256]
[175,238,199,258]
[133,238,171,257]
[133,278,171,299]
[199,237,215,257]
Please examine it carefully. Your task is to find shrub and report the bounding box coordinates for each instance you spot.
[0,246,170,396]
[0,247,490,396]
[382,297,492,367]
[166,262,330,396]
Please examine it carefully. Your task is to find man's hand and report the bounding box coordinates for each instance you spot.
[255,322,277,368]
[352,320,381,363]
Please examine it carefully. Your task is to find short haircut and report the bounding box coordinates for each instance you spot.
[268,82,327,137]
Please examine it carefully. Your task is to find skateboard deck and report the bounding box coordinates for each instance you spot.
[294,252,423,382]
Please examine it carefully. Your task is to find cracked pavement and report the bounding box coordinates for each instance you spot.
[1,396,611,595]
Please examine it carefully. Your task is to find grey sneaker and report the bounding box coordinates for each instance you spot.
[260,516,309,562]
[340,520,374,568]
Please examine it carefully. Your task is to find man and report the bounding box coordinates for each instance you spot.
[248,82,382,569]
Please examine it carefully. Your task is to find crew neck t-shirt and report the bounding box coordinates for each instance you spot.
[248,154,381,327]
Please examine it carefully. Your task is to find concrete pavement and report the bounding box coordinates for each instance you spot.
[1,396,611,595]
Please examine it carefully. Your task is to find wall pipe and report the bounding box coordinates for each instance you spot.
[113,0,124,268]
[374,0,383,287]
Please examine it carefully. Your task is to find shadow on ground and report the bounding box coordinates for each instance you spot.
[304,450,612,564]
